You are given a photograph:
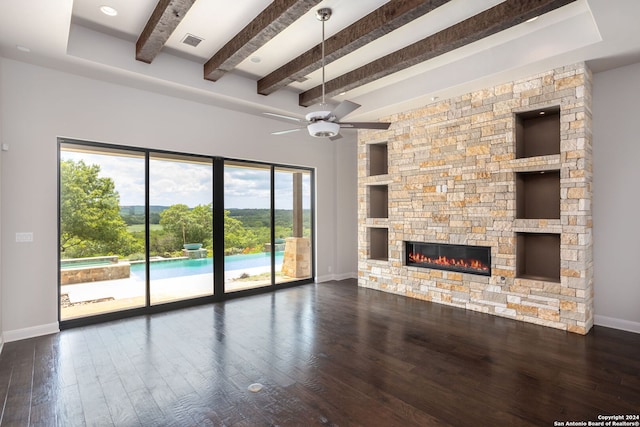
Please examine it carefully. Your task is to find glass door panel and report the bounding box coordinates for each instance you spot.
[59,143,147,320]
[149,153,213,304]
[223,162,273,292]
[275,168,313,284]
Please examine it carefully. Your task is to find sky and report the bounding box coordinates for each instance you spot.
[60,150,311,209]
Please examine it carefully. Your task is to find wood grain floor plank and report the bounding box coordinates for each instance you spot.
[53,384,86,427]
[1,342,35,426]
[99,377,142,427]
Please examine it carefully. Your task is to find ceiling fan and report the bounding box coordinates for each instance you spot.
[265,8,391,140]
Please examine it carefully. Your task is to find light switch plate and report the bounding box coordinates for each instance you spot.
[16,232,33,243]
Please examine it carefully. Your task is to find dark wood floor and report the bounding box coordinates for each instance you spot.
[1,280,639,426]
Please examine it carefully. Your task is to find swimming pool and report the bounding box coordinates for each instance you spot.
[130,252,284,280]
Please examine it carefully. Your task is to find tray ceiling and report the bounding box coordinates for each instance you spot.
[1,0,640,123]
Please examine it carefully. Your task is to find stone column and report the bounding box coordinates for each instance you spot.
[282,172,310,278]
[282,237,310,278]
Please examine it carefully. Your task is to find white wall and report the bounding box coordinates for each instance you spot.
[592,61,640,333]
[334,138,358,280]
[0,59,358,340]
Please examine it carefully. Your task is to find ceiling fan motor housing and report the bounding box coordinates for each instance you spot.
[305,109,333,122]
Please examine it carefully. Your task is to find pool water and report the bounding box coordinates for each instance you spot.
[130,252,284,280]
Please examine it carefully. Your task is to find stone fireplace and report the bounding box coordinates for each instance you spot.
[358,63,593,334]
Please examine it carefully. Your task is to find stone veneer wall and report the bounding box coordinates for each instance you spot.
[358,63,593,334]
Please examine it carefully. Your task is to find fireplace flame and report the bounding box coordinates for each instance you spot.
[408,252,489,272]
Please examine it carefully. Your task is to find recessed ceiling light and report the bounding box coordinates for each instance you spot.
[16,45,31,53]
[526,16,539,23]
[338,91,347,96]
[431,96,439,101]
[539,111,546,115]
[100,5,118,16]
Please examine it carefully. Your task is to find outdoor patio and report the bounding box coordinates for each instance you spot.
[60,265,299,319]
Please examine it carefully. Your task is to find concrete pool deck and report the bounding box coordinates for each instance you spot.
[63,265,275,302]
[60,265,302,319]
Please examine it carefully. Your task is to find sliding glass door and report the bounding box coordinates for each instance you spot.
[59,144,147,320]
[275,168,313,285]
[222,162,314,291]
[60,140,314,324]
[149,153,214,304]
[223,161,273,292]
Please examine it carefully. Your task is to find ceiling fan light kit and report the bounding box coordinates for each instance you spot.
[308,120,340,138]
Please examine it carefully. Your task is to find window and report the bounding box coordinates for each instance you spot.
[59,139,314,325]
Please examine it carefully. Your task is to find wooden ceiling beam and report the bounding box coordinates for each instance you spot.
[299,0,577,107]
[204,0,322,82]
[136,0,196,64]
[257,0,452,96]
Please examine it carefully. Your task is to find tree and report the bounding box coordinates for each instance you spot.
[159,204,191,245]
[190,204,214,246]
[60,159,141,258]
[223,210,257,254]
[159,203,213,248]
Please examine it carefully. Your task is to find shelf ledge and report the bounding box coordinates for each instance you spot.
[513,219,562,233]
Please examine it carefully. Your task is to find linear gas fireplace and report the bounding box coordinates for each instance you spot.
[406,241,491,276]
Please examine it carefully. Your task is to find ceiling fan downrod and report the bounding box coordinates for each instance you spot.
[316,8,331,106]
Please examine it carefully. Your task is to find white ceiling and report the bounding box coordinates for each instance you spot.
[1,0,640,124]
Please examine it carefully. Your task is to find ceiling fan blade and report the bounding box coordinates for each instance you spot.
[263,112,304,123]
[272,128,303,135]
[329,133,343,141]
[339,122,391,130]
[331,100,361,121]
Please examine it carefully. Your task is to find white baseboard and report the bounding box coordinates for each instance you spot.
[594,315,640,334]
[315,272,357,283]
[333,272,357,281]
[3,322,60,343]
[315,274,333,283]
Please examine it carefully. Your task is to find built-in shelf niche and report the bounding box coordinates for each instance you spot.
[516,170,560,219]
[369,228,389,261]
[516,233,560,282]
[515,107,560,158]
[369,185,388,218]
[368,142,388,176]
